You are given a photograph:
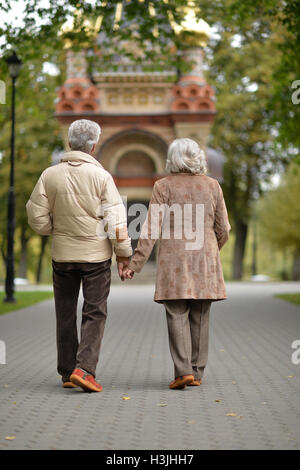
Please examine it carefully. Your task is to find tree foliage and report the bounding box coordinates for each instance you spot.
[258,163,300,251]
[198,0,296,278]
[257,161,300,279]
[0,45,64,279]
[228,0,300,150]
[0,0,202,70]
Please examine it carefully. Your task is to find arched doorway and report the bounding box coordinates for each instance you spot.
[116,150,156,177]
[114,149,157,260]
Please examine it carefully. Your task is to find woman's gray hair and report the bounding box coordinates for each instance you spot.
[166,138,207,175]
[68,119,101,153]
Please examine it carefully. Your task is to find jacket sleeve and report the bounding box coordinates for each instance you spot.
[101,174,132,258]
[26,172,53,236]
[128,181,164,273]
[214,182,231,250]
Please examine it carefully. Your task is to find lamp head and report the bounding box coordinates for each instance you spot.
[5,51,22,79]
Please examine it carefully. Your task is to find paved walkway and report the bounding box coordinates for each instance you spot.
[0,282,299,450]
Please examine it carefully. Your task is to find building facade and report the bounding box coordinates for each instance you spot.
[55,8,222,253]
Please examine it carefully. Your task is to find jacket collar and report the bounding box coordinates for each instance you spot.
[61,151,104,168]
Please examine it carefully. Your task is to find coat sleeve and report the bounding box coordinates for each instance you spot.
[214,182,231,250]
[128,181,164,273]
[100,174,132,258]
[26,172,53,236]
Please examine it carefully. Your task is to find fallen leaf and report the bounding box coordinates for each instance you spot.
[5,436,16,440]
[122,396,131,401]
[226,412,237,417]
[287,375,294,378]
[157,403,167,407]
[215,399,221,403]
[187,420,195,424]
[232,381,237,385]
[219,349,225,352]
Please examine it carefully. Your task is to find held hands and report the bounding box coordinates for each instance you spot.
[123,267,134,280]
[116,256,135,282]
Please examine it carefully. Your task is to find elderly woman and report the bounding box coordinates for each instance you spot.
[124,138,231,390]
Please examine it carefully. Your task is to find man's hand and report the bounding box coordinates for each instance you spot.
[116,256,130,282]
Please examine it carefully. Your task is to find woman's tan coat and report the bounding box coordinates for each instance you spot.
[26,151,132,262]
[129,173,231,302]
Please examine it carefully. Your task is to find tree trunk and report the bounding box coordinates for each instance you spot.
[292,248,300,280]
[232,218,248,280]
[18,227,29,279]
[251,216,257,276]
[36,236,48,284]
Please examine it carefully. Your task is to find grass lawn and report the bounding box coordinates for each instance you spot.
[275,293,300,306]
[0,291,53,315]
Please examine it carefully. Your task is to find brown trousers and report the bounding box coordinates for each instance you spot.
[164,299,211,380]
[52,259,111,381]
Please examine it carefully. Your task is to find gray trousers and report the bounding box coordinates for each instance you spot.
[52,259,111,380]
[163,299,211,380]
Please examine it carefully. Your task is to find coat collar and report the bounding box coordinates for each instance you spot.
[61,151,104,168]
[170,172,203,176]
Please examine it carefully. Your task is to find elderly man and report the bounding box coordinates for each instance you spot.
[26,119,132,392]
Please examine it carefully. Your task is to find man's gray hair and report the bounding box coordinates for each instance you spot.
[68,119,101,153]
[166,138,207,175]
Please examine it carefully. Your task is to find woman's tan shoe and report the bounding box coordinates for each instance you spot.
[187,379,202,386]
[169,375,194,390]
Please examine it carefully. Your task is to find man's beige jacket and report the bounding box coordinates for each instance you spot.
[26,151,132,262]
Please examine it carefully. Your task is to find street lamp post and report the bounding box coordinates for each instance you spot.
[4,51,22,303]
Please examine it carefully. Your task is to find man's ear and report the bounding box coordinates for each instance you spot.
[91,143,96,154]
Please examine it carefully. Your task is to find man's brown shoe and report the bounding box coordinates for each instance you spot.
[169,375,194,390]
[187,379,202,386]
[70,368,103,392]
[62,380,78,389]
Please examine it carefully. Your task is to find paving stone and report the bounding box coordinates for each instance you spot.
[0,281,299,449]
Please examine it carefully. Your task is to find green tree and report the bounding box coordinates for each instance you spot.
[258,163,300,280]
[199,0,294,279]
[0,45,64,280]
[228,0,300,149]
